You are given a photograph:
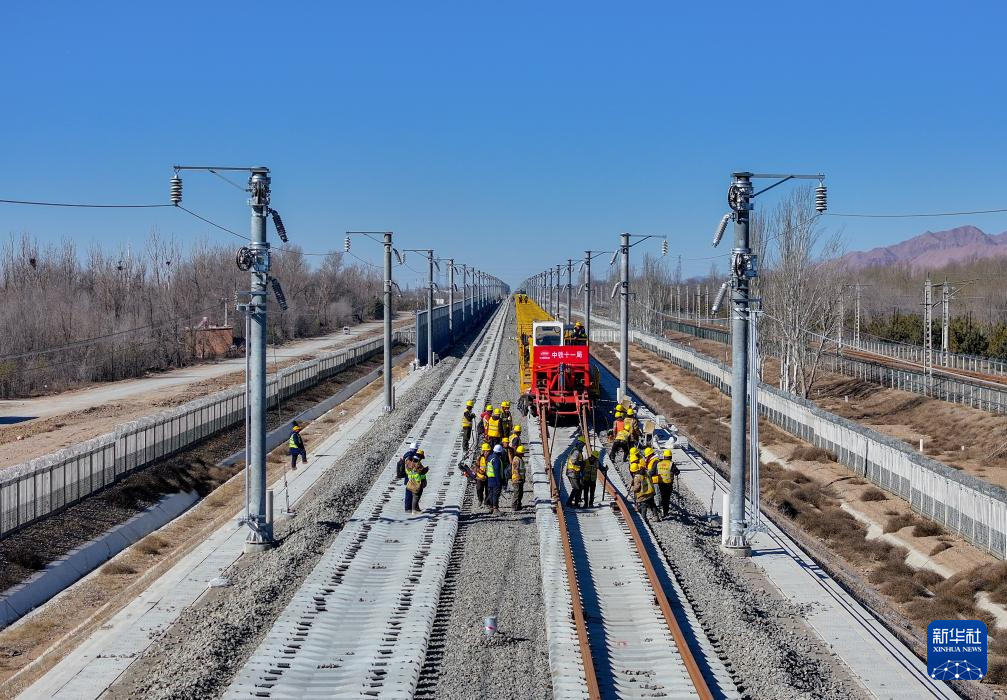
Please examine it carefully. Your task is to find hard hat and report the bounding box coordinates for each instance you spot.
[627,408,635,416]
[416,449,425,458]
[592,450,600,458]
[292,425,301,432]
[578,436,586,444]
[493,408,502,416]
[615,406,625,414]
[629,446,639,454]
[575,320,583,326]
[493,444,504,453]
[502,401,510,408]
[466,400,474,407]
[629,460,641,473]
[485,404,493,411]
[644,447,654,456]
[663,449,672,458]
[514,426,521,433]
[516,445,525,454]
[502,437,509,445]
[481,442,491,451]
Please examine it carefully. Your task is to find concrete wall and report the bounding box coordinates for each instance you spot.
[415,297,497,367]
[0,331,410,540]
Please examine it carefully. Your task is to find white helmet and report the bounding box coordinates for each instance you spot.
[493,444,504,453]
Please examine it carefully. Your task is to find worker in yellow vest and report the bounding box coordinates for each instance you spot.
[581,450,601,507]
[486,444,506,515]
[508,425,522,454]
[288,421,307,470]
[510,445,527,511]
[487,408,503,446]
[654,448,681,519]
[461,400,475,451]
[500,400,514,437]
[630,456,658,521]
[566,448,585,507]
[475,443,491,506]
[623,408,639,443]
[644,446,659,487]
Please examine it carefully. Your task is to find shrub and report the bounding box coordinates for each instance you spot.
[860,487,887,502]
[101,561,136,576]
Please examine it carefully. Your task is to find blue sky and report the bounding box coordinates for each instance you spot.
[2,1,1006,288]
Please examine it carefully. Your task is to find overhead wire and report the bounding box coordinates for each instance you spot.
[176,205,249,241]
[827,207,1007,219]
[0,198,171,208]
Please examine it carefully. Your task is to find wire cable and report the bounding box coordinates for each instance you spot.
[826,207,1007,219]
[207,169,247,192]
[0,198,171,208]
[176,205,249,241]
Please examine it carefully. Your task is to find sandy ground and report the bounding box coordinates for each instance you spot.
[0,317,412,468]
[665,329,1007,491]
[608,342,1007,622]
[0,362,410,699]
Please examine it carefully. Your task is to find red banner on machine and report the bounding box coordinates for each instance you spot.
[533,346,589,366]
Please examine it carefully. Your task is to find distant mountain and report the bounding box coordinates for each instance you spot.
[839,225,1007,270]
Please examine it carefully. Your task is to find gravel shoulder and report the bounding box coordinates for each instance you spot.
[101,325,484,700]
[415,303,551,700]
[596,380,871,700]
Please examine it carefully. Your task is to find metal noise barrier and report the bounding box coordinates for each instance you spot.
[0,331,411,540]
[414,295,498,368]
[627,327,1007,559]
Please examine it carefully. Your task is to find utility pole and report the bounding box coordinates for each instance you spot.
[725,173,754,557]
[855,283,862,348]
[383,233,394,411]
[710,170,826,557]
[619,232,630,402]
[447,258,455,343]
[566,259,573,323]
[925,275,933,395]
[942,278,950,360]
[556,263,563,319]
[459,263,468,327]
[405,248,436,367]
[584,252,592,339]
[838,288,844,352]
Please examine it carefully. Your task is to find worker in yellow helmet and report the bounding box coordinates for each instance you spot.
[475,443,491,506]
[487,408,503,446]
[461,400,476,451]
[631,454,658,521]
[510,445,527,511]
[566,441,586,507]
[654,448,681,519]
[288,421,307,470]
[500,400,513,436]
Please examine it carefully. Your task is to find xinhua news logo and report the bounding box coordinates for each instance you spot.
[927,620,987,681]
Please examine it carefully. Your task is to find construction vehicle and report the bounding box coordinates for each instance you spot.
[515,293,599,419]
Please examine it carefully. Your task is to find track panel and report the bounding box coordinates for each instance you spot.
[223,308,508,699]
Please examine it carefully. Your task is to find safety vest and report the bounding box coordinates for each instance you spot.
[511,457,526,482]
[501,412,513,434]
[657,459,675,484]
[509,434,522,449]
[582,457,598,482]
[615,428,630,442]
[288,433,301,450]
[614,418,625,434]
[487,417,502,438]
[624,417,638,434]
[635,473,655,499]
[486,456,498,479]
[462,410,474,428]
[476,456,488,480]
[567,459,582,474]
[406,464,427,482]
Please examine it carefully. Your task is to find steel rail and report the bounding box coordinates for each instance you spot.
[577,405,716,700]
[538,399,601,700]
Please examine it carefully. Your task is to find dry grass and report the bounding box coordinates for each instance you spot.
[134,534,168,555]
[790,445,836,463]
[911,520,944,538]
[860,487,887,502]
[100,561,136,576]
[930,541,952,556]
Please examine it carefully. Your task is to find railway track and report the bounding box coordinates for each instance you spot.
[530,405,738,699]
[222,305,508,698]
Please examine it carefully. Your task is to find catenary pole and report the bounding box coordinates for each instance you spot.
[619,232,630,402]
[383,232,394,411]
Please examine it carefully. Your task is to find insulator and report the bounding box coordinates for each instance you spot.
[271,278,289,311]
[170,174,182,206]
[711,281,729,315]
[269,209,288,243]
[661,240,669,256]
[344,236,351,253]
[815,183,827,213]
[712,213,731,247]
